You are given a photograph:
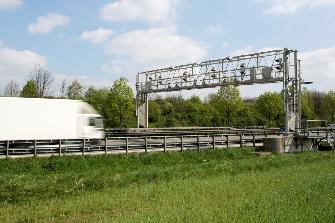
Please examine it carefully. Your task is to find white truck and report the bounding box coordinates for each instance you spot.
[0,97,104,140]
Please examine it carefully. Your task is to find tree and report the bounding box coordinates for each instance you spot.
[67,80,83,99]
[209,86,243,127]
[323,91,335,123]
[256,92,284,127]
[3,80,20,97]
[106,78,135,128]
[59,79,67,98]
[301,88,316,120]
[84,86,109,118]
[30,65,54,97]
[149,100,163,127]
[20,80,38,98]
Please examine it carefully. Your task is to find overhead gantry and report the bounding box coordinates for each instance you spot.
[136,48,302,135]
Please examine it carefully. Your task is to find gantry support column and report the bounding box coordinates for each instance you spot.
[283,49,301,135]
[136,93,149,128]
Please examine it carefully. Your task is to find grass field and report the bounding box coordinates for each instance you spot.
[1,148,335,223]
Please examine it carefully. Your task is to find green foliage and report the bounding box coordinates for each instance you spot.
[84,86,109,118]
[67,80,83,99]
[256,92,284,127]
[209,86,243,126]
[237,102,259,127]
[1,150,335,222]
[20,80,38,98]
[323,90,335,123]
[301,88,316,120]
[106,77,136,128]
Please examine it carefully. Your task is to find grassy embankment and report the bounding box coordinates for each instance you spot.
[0,148,335,222]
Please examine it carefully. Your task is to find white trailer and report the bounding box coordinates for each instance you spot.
[0,97,104,140]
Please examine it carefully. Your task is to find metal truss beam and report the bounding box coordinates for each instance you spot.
[136,48,301,135]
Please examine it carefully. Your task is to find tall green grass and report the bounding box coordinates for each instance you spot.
[0,148,335,222]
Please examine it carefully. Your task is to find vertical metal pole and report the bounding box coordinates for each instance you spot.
[82,139,85,156]
[136,93,140,128]
[297,60,302,133]
[34,140,37,157]
[6,140,9,158]
[145,94,149,128]
[197,135,200,152]
[283,49,289,135]
[136,73,140,128]
[294,51,299,135]
[164,136,167,154]
[105,138,108,155]
[126,138,129,155]
[180,135,184,152]
[59,139,62,156]
[226,135,229,148]
[240,134,243,148]
[212,135,215,149]
[145,137,148,153]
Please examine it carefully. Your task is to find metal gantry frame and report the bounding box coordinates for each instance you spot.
[136,48,302,135]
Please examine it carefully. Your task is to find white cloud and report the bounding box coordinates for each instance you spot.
[229,46,255,56]
[103,27,207,76]
[264,0,335,14]
[301,47,335,90]
[100,0,179,23]
[0,0,22,10]
[0,47,47,86]
[80,28,114,44]
[205,24,224,35]
[28,13,70,34]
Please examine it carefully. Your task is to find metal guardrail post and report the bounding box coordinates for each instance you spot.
[126,138,129,154]
[164,136,167,154]
[197,135,200,152]
[240,134,243,148]
[6,140,9,158]
[34,140,37,157]
[105,138,108,155]
[180,136,184,152]
[145,137,148,153]
[59,139,62,156]
[253,134,256,147]
[82,139,85,156]
[226,135,229,148]
[212,135,215,149]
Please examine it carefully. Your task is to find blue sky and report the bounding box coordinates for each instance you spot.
[0,0,335,97]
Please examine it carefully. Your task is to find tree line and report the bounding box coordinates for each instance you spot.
[3,65,335,128]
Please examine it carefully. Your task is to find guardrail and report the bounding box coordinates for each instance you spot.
[105,127,281,137]
[0,132,281,158]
